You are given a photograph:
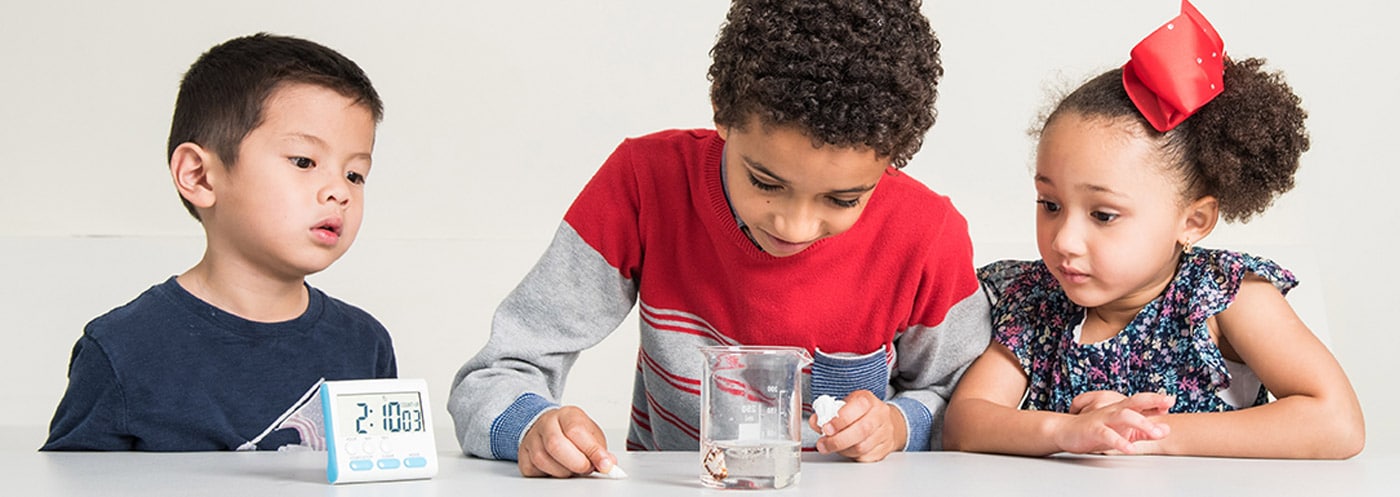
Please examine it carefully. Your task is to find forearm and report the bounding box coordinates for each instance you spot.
[450,362,561,460]
[1151,395,1364,459]
[891,289,993,450]
[943,398,1068,456]
[449,222,638,460]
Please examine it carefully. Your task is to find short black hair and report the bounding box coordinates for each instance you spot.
[708,0,943,168]
[1042,58,1308,222]
[167,33,383,220]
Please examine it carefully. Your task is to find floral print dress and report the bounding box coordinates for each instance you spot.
[977,248,1296,413]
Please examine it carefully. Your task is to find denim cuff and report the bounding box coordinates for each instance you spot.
[809,347,889,400]
[888,397,933,452]
[489,392,558,461]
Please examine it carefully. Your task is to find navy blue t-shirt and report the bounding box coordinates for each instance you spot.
[42,277,396,451]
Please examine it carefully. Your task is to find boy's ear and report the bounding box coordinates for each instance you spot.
[1181,195,1219,247]
[169,142,219,211]
[712,98,730,141]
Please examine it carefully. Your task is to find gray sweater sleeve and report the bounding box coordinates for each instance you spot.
[448,222,637,460]
[887,286,992,451]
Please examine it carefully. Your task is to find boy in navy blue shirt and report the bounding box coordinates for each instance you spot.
[42,33,396,451]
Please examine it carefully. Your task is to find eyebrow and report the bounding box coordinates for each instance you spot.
[283,132,326,147]
[1034,174,1125,197]
[745,157,877,195]
[283,133,373,162]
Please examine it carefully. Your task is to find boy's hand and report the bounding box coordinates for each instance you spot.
[809,390,906,462]
[1053,392,1174,455]
[517,406,617,478]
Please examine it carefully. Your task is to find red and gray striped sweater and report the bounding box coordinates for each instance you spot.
[449,129,990,460]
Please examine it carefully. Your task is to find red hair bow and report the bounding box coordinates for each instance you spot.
[1122,0,1225,132]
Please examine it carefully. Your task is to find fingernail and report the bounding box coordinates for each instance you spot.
[822,424,834,436]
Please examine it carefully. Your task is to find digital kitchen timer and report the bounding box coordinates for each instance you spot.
[320,378,438,484]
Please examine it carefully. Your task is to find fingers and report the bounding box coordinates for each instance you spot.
[517,406,608,478]
[1106,405,1169,441]
[1123,392,1176,416]
[575,432,617,475]
[815,391,899,462]
[519,441,573,478]
[1089,424,1136,455]
[814,390,866,439]
[1057,401,1171,455]
[1089,407,1168,453]
[1069,390,1126,414]
[1069,391,1176,416]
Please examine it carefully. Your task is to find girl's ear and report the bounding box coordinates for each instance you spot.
[1181,195,1220,248]
[170,142,219,212]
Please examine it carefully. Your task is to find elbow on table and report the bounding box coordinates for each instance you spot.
[940,406,975,452]
[1324,413,1366,460]
[1300,402,1365,459]
[942,431,968,452]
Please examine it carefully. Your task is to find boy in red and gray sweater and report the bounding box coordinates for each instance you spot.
[450,0,991,477]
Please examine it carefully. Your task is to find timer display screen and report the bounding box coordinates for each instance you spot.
[336,391,426,435]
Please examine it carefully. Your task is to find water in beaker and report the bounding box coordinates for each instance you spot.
[698,345,811,490]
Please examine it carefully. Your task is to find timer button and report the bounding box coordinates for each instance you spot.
[404,456,428,468]
[377,458,401,470]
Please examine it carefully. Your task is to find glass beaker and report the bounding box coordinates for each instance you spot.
[699,345,812,490]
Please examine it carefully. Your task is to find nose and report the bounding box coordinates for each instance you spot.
[1047,216,1086,258]
[320,171,352,207]
[770,200,823,243]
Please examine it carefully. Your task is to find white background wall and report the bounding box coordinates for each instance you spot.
[2,0,1396,455]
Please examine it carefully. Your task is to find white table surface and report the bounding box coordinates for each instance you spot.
[9,442,1399,496]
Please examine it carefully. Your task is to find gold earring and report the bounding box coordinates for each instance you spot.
[1181,240,1194,254]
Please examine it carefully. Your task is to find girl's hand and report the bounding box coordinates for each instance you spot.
[809,390,907,462]
[1053,392,1174,454]
[1069,390,1129,414]
[517,406,617,478]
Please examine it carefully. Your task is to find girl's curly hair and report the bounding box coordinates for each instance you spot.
[708,0,943,168]
[1043,57,1309,223]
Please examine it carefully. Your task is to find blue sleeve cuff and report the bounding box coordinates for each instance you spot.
[489,393,558,460]
[888,397,932,452]
[810,348,889,400]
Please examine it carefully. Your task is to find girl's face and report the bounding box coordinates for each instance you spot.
[718,118,889,257]
[1034,113,1200,312]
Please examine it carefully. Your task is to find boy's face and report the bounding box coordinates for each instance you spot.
[718,118,889,257]
[204,83,376,280]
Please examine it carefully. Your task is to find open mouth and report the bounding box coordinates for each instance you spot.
[313,219,343,237]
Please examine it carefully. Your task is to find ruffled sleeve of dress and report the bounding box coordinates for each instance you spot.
[977,260,1078,374]
[1178,249,1298,329]
[1151,248,1299,411]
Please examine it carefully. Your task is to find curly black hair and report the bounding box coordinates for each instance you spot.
[1042,57,1309,223]
[708,0,943,168]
